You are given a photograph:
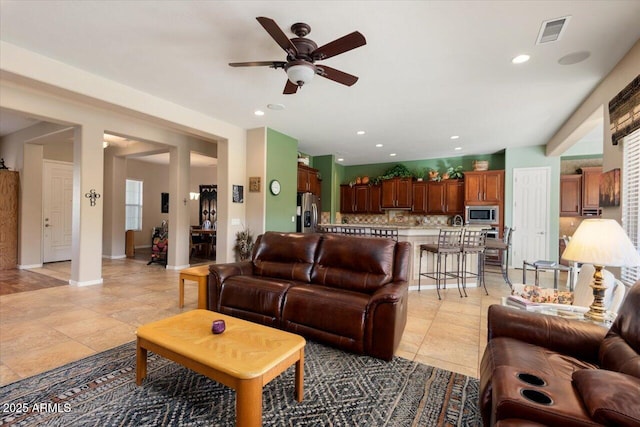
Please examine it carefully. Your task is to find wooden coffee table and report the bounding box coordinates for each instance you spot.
[136,310,305,427]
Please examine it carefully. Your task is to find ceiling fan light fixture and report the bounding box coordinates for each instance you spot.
[286,61,316,86]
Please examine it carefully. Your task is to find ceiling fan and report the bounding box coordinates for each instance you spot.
[229,17,366,94]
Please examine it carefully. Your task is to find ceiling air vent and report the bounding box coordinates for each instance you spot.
[536,16,571,44]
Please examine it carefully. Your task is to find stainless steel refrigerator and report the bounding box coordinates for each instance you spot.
[297,192,319,233]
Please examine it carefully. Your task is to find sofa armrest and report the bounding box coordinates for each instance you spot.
[487,304,608,365]
[573,369,640,426]
[365,280,409,360]
[207,261,253,310]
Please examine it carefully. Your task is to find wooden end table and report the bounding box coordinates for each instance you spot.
[136,310,305,427]
[178,265,210,309]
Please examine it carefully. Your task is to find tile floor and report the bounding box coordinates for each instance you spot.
[0,257,560,386]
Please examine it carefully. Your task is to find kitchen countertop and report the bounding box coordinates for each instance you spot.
[318,224,489,237]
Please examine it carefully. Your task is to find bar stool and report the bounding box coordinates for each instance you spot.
[459,229,488,296]
[485,227,514,288]
[418,229,463,299]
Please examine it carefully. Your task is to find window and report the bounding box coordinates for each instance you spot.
[126,179,143,231]
[622,128,640,286]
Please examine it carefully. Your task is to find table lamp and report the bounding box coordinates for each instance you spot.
[562,219,640,322]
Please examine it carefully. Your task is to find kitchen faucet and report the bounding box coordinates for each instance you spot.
[453,215,464,226]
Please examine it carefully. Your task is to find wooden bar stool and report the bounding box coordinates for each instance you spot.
[178,265,210,309]
[418,229,463,299]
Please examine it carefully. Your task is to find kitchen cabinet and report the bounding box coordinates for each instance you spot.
[341,184,382,214]
[297,164,321,196]
[464,170,504,205]
[369,184,383,213]
[426,180,464,214]
[339,185,355,213]
[560,174,582,216]
[381,177,412,209]
[412,181,428,213]
[581,166,601,216]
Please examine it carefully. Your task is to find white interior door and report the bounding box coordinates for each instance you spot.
[43,160,73,262]
[512,167,550,267]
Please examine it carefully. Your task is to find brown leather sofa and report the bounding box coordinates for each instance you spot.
[208,231,411,360]
[480,280,640,426]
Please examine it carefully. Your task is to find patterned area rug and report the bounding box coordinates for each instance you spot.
[0,341,481,426]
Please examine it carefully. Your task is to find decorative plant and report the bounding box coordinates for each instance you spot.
[234,227,254,261]
[411,167,427,180]
[376,164,412,181]
[428,169,441,181]
[446,165,464,179]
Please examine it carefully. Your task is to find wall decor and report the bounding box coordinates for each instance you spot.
[249,176,261,192]
[161,192,169,213]
[599,168,620,207]
[199,185,217,226]
[232,185,244,203]
[85,189,101,206]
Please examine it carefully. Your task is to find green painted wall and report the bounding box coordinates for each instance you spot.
[504,145,561,261]
[312,155,335,216]
[266,128,298,232]
[341,153,505,184]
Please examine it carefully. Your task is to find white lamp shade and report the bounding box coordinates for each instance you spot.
[562,219,640,267]
[286,63,315,86]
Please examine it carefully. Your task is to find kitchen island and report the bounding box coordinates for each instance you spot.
[318,224,490,291]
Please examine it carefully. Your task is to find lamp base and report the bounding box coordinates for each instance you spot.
[584,265,607,323]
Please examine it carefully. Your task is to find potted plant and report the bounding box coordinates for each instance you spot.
[411,167,427,181]
[234,227,254,261]
[446,165,464,179]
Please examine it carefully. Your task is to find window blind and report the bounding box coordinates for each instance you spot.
[622,128,640,286]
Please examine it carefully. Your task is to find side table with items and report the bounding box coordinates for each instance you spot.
[522,259,574,291]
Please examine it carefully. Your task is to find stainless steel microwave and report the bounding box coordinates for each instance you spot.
[465,205,499,224]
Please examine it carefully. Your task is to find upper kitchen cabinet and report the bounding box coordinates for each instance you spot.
[339,185,355,213]
[297,164,321,196]
[426,180,464,214]
[381,177,413,209]
[580,166,602,216]
[464,170,504,205]
[412,181,428,213]
[369,184,383,214]
[560,174,582,216]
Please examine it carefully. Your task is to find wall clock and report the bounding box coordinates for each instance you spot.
[270,179,281,195]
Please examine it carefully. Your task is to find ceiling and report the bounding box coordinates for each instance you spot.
[1,1,639,165]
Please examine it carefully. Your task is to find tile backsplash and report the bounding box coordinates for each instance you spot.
[322,211,450,226]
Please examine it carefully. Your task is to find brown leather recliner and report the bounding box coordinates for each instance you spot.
[208,231,411,360]
[480,280,640,426]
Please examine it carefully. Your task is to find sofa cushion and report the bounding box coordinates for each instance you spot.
[252,232,321,283]
[218,276,297,327]
[282,284,370,353]
[311,234,395,293]
[573,369,640,427]
[600,279,640,378]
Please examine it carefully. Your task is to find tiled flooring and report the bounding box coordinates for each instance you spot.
[0,257,556,386]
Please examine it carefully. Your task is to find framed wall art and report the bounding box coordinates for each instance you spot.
[232,185,244,203]
[599,168,620,207]
[161,192,169,213]
[249,177,261,192]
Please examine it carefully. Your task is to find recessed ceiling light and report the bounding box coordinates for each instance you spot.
[390,153,397,157]
[454,147,462,151]
[337,158,344,162]
[267,103,285,110]
[512,54,530,64]
[375,144,383,148]
[450,135,460,140]
[254,110,265,116]
[357,130,366,135]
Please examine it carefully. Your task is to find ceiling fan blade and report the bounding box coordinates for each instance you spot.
[256,17,298,57]
[229,61,286,68]
[316,65,359,86]
[283,79,299,94]
[312,31,366,60]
